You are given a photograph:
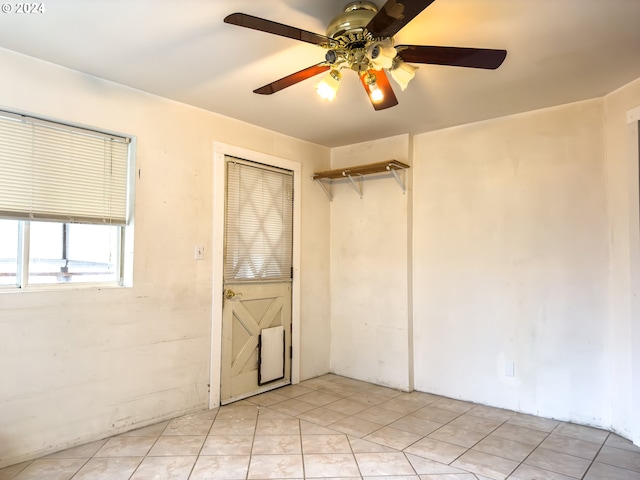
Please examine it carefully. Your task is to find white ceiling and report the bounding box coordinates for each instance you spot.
[1,0,639,147]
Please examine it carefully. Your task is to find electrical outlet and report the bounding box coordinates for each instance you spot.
[505,361,515,377]
[195,245,204,260]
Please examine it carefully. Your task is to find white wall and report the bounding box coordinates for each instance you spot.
[0,48,331,468]
[412,99,612,427]
[324,83,640,441]
[603,77,640,444]
[329,135,413,391]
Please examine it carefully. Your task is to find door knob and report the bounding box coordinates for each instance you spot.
[224,289,242,300]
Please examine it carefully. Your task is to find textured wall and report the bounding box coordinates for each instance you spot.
[603,77,640,443]
[412,99,611,426]
[0,47,331,467]
[329,134,412,391]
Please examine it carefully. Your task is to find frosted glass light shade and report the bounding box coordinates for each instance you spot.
[390,61,418,91]
[367,40,396,69]
[316,70,341,101]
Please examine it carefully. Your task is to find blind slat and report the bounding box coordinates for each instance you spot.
[0,114,129,224]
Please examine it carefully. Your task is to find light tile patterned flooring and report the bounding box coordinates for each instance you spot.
[2,374,640,480]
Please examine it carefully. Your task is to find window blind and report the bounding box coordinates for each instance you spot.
[224,158,293,282]
[0,111,129,225]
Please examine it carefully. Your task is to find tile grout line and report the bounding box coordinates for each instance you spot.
[296,415,306,480]
[458,411,565,478]
[303,386,475,476]
[508,421,603,480]
[443,412,513,475]
[186,406,220,480]
[347,430,365,479]
[580,431,610,480]
[125,425,165,480]
[64,452,94,480]
[503,424,555,480]
[393,399,504,473]
[247,406,259,480]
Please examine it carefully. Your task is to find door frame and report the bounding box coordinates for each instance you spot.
[209,142,302,408]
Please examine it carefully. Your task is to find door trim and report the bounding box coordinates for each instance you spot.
[210,142,301,408]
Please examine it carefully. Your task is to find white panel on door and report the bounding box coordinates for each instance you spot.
[259,325,285,385]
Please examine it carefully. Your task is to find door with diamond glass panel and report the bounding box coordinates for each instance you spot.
[220,157,293,404]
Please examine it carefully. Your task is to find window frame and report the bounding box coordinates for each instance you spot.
[0,108,136,291]
[0,220,125,290]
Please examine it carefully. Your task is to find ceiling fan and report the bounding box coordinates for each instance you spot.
[224,0,507,110]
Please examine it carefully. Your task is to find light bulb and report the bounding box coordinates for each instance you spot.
[369,83,384,103]
[316,70,341,101]
[363,72,384,103]
[316,81,337,101]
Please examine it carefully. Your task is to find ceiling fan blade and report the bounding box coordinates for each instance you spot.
[396,45,507,69]
[253,63,330,95]
[360,70,399,111]
[365,0,436,38]
[224,13,333,46]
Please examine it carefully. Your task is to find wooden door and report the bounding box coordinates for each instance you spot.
[220,157,293,404]
[221,282,291,402]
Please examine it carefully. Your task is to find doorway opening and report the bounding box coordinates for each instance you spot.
[210,143,301,408]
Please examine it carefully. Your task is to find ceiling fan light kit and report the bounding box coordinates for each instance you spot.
[389,59,418,91]
[224,0,507,110]
[364,72,384,102]
[316,69,342,101]
[367,39,397,70]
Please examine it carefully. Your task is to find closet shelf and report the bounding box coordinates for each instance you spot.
[312,160,410,200]
[312,160,410,180]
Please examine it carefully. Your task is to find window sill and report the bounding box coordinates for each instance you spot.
[0,282,130,294]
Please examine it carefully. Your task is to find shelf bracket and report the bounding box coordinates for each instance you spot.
[345,173,364,199]
[388,166,407,194]
[312,160,410,201]
[315,178,333,201]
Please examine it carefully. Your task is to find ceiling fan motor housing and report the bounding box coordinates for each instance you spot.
[326,2,378,39]
[326,2,391,73]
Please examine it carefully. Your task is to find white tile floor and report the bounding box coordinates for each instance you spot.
[2,374,640,480]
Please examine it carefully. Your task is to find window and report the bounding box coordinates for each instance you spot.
[224,158,293,282]
[0,110,132,288]
[0,219,18,286]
